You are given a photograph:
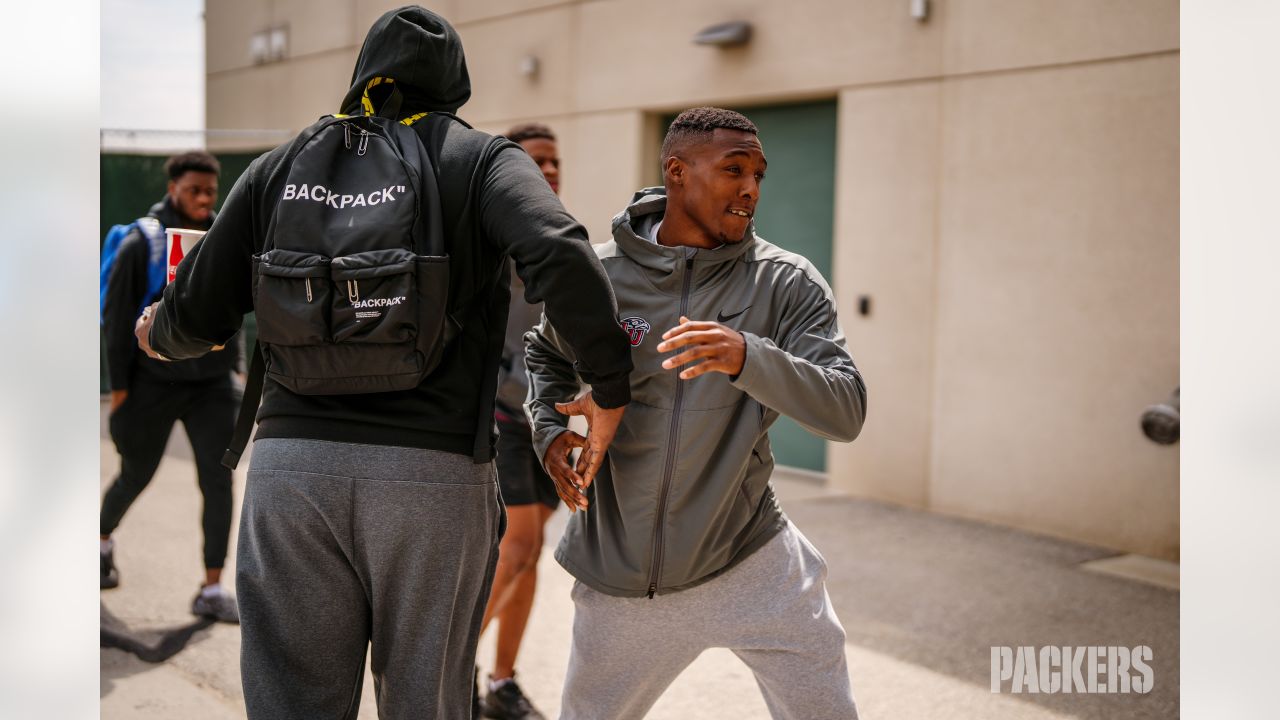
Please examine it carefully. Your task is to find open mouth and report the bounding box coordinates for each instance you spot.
[728,208,752,218]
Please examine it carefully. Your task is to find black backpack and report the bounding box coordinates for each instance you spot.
[222,84,456,468]
[254,110,451,393]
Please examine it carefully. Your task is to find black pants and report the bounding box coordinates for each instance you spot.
[101,377,239,569]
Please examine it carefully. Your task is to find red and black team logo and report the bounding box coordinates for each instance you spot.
[620,316,651,347]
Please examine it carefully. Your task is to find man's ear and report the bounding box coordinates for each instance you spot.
[166,179,177,200]
[663,156,685,187]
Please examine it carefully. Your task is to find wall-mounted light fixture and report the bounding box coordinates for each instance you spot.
[250,26,289,64]
[693,21,753,47]
[911,0,930,22]
[519,55,539,78]
[250,32,268,64]
[268,26,289,62]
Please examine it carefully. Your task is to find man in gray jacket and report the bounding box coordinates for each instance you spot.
[525,107,866,719]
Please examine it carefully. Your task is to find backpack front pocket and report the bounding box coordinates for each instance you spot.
[253,250,331,346]
[330,249,417,344]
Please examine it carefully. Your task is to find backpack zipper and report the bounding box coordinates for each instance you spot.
[305,277,313,303]
[646,254,695,598]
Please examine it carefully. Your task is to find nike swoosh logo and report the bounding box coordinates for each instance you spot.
[717,306,752,323]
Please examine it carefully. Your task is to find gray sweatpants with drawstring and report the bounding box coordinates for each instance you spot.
[560,521,859,720]
[237,438,505,720]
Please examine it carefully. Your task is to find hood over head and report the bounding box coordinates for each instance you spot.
[340,6,471,116]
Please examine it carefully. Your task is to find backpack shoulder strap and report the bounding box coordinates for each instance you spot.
[135,217,168,302]
[100,222,137,324]
[393,112,445,257]
[222,339,265,470]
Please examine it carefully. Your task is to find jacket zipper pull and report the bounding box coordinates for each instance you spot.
[305,277,313,303]
[647,583,657,599]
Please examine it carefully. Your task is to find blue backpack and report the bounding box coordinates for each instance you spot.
[99,217,167,325]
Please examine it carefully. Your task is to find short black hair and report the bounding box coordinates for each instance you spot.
[506,122,556,144]
[164,150,220,181]
[660,107,758,160]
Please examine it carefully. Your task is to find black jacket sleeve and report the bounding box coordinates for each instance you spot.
[477,147,633,408]
[102,228,148,390]
[149,166,257,359]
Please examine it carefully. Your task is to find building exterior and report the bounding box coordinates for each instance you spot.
[206,0,1180,560]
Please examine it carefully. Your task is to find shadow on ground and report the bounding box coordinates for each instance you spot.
[101,602,216,699]
[789,496,1179,720]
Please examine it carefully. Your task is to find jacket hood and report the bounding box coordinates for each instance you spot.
[340,6,471,116]
[611,186,757,273]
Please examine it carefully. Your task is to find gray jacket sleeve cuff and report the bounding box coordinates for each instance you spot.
[729,331,772,392]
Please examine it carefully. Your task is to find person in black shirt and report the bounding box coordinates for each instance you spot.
[132,7,632,718]
[100,150,243,625]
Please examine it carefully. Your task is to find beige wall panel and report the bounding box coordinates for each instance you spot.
[452,0,578,26]
[206,0,271,74]
[827,82,942,509]
[278,49,362,126]
[207,49,359,152]
[929,55,1179,558]
[569,0,942,119]
[472,110,643,245]
[206,68,273,152]
[456,6,576,124]
[559,111,649,244]
[268,0,355,59]
[944,0,1178,75]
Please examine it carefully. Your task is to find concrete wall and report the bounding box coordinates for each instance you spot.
[206,0,1180,559]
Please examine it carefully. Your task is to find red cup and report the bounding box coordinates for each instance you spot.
[164,228,207,284]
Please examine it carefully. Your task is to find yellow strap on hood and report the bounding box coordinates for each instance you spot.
[355,77,429,125]
[359,76,392,115]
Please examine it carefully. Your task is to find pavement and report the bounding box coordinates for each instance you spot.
[99,399,1178,718]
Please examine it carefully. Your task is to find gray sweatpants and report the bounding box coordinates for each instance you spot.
[560,522,858,720]
[237,438,504,720]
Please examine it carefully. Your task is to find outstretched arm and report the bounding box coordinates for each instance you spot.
[659,272,865,442]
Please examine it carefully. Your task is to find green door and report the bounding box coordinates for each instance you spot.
[662,100,838,472]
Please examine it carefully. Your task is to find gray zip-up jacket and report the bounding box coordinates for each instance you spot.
[525,187,867,598]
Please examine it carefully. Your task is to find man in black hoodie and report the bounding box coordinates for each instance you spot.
[133,7,632,719]
[100,150,242,624]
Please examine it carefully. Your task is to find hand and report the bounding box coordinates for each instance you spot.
[543,429,589,512]
[109,390,128,413]
[554,391,626,491]
[656,316,746,379]
[133,302,169,361]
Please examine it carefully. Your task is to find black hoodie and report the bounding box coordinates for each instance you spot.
[103,196,241,389]
[148,6,632,460]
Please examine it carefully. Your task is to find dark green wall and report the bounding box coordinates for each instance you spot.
[662,100,838,472]
[99,152,261,242]
[100,151,266,393]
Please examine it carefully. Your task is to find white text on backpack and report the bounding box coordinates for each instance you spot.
[281,183,407,209]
